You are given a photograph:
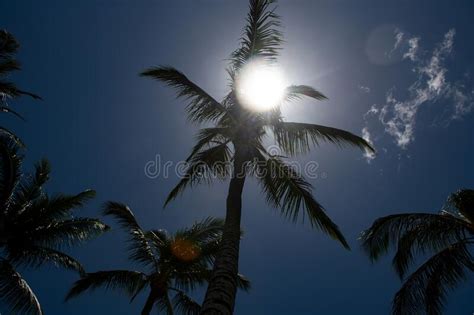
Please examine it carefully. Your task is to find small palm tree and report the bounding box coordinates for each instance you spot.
[0,30,41,145]
[141,0,373,313]
[66,202,250,315]
[0,137,109,315]
[361,189,474,315]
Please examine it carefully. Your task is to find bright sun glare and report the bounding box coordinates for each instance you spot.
[235,59,286,112]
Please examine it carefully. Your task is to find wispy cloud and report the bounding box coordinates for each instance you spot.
[359,85,371,93]
[361,127,376,163]
[403,37,419,61]
[387,28,404,58]
[363,28,473,155]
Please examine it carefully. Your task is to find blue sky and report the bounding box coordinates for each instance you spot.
[1,0,473,314]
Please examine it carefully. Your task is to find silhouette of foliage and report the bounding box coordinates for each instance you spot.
[0,30,41,146]
[0,137,108,314]
[141,0,374,312]
[361,189,474,315]
[66,203,250,315]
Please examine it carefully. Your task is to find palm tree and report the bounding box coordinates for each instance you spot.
[141,0,374,313]
[66,202,250,315]
[361,189,474,315]
[0,136,109,315]
[0,30,41,145]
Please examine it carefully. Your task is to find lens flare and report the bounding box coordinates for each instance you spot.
[236,59,286,112]
[171,238,201,262]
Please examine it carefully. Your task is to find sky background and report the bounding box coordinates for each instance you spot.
[1,0,473,314]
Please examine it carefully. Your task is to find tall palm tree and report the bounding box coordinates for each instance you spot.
[0,136,109,315]
[361,189,474,315]
[66,202,250,315]
[0,30,41,145]
[141,0,374,313]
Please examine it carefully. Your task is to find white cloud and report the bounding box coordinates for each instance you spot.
[403,37,419,61]
[364,28,473,150]
[388,28,404,58]
[361,127,376,163]
[359,85,371,93]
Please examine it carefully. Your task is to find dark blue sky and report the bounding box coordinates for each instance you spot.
[1,0,473,314]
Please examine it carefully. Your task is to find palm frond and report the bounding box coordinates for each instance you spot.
[392,242,474,315]
[0,105,25,121]
[7,159,50,216]
[360,213,469,264]
[0,259,42,315]
[0,59,20,75]
[7,246,85,275]
[447,189,474,225]
[0,136,22,207]
[272,122,375,156]
[284,85,327,102]
[0,126,25,147]
[172,268,210,292]
[176,217,224,244]
[236,273,251,292]
[145,229,169,252]
[253,151,349,249]
[140,66,227,124]
[0,83,41,100]
[156,293,174,315]
[390,214,470,279]
[0,30,20,57]
[29,218,109,250]
[230,0,282,70]
[171,289,201,315]
[16,189,96,229]
[103,201,157,267]
[0,30,41,101]
[41,189,96,220]
[186,128,232,162]
[164,142,231,207]
[65,270,148,302]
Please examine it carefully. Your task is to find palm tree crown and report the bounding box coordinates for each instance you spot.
[142,0,373,251]
[141,0,374,313]
[361,189,474,315]
[66,202,250,315]
[0,137,109,315]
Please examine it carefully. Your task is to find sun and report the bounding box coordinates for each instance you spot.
[235,59,286,112]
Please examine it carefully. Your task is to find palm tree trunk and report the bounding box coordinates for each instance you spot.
[141,290,158,315]
[199,149,246,315]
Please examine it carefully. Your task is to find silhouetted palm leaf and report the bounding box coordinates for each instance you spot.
[171,289,201,315]
[0,30,41,102]
[230,0,283,69]
[140,67,227,124]
[253,150,350,249]
[66,270,149,302]
[0,136,22,205]
[164,142,232,206]
[28,218,109,250]
[273,122,375,156]
[393,242,473,315]
[8,246,85,275]
[361,190,474,315]
[103,201,157,268]
[284,85,327,102]
[66,208,249,315]
[0,139,108,314]
[0,105,25,121]
[447,189,474,224]
[0,259,42,315]
[176,217,225,243]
